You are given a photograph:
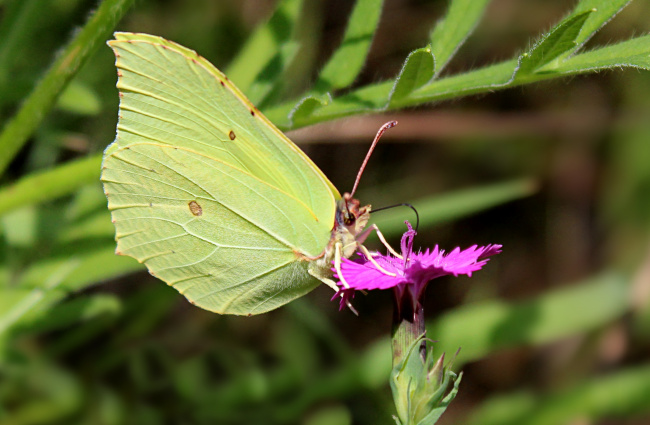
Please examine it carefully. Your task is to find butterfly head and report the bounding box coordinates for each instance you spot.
[336,193,370,239]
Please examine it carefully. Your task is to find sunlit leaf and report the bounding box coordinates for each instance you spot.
[429,0,491,77]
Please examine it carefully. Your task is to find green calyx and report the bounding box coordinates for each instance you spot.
[390,335,462,425]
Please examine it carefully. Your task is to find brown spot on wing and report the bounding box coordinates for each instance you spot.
[229,130,236,140]
[188,200,203,216]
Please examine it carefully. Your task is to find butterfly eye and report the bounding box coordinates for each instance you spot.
[335,203,356,227]
[343,210,356,226]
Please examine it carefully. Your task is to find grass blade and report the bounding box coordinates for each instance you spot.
[0,154,102,216]
[0,0,136,176]
[225,0,305,98]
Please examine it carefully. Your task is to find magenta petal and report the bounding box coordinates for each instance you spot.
[332,288,356,311]
[336,256,407,291]
[330,220,502,310]
[411,243,502,279]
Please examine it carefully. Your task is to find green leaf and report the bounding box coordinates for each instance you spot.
[274,60,518,126]
[387,47,435,106]
[245,41,301,107]
[371,178,538,238]
[517,10,593,76]
[313,0,384,93]
[417,373,462,425]
[285,0,385,124]
[543,34,650,74]
[0,154,102,217]
[429,0,491,77]
[225,0,306,96]
[0,0,136,176]
[265,58,518,127]
[559,0,633,60]
[252,1,639,127]
[346,59,520,118]
[289,93,332,126]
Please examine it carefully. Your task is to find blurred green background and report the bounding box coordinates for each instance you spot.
[1,0,650,424]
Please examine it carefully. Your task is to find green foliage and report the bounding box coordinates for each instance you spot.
[390,335,461,425]
[0,0,649,423]
[429,0,491,76]
[226,0,307,105]
[516,11,594,76]
[312,0,384,93]
[388,47,435,106]
[0,0,136,175]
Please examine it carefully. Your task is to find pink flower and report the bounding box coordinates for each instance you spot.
[333,222,501,310]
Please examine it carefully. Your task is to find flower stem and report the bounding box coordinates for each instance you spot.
[391,288,426,366]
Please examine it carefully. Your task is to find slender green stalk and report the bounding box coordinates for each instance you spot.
[0,0,41,91]
[0,0,135,176]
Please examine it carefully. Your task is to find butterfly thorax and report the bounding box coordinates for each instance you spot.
[307,193,371,284]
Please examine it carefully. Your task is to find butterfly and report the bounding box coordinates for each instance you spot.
[102,32,395,315]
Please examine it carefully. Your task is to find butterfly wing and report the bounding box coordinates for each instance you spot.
[102,32,339,315]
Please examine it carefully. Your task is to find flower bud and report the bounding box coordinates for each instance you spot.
[390,336,462,425]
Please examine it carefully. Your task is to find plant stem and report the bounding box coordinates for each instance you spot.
[391,288,426,366]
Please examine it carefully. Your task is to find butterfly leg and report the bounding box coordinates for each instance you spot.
[332,242,359,315]
[308,243,343,292]
[356,243,397,277]
[309,243,359,314]
[333,242,351,288]
[356,224,401,258]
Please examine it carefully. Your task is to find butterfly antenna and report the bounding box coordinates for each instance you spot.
[349,121,398,198]
[372,203,420,231]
